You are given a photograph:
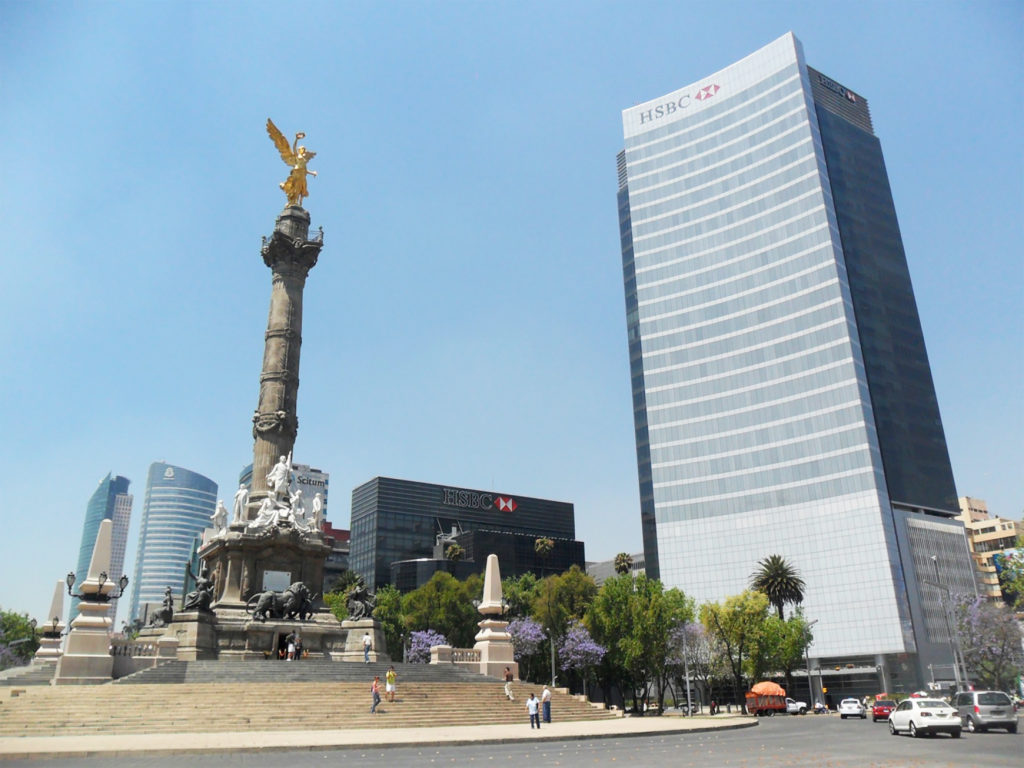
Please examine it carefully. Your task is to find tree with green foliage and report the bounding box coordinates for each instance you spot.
[371,584,406,659]
[445,543,465,562]
[402,571,482,648]
[502,572,540,618]
[0,608,38,669]
[750,554,805,621]
[745,613,811,692]
[699,590,770,708]
[586,574,694,713]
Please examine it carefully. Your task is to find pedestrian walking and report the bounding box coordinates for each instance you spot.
[527,693,540,729]
[286,631,296,661]
[386,665,397,702]
[504,666,515,701]
[362,632,372,663]
[541,685,552,723]
[370,675,381,714]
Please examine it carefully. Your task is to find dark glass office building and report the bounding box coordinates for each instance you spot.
[350,477,583,590]
[617,33,973,692]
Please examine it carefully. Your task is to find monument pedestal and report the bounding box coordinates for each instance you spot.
[53,601,114,685]
[474,618,517,680]
[166,611,218,661]
[340,619,389,663]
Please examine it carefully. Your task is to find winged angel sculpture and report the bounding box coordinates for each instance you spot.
[267,118,318,207]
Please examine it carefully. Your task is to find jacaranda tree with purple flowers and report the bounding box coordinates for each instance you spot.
[558,620,606,699]
[953,595,1024,691]
[407,629,448,664]
[508,616,546,682]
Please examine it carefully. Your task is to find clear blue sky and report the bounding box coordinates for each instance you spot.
[1,1,1020,623]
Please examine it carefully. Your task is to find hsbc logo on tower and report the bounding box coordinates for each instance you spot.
[638,83,721,125]
[495,496,518,512]
[442,487,518,513]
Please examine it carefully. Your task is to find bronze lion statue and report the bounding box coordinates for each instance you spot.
[246,582,315,622]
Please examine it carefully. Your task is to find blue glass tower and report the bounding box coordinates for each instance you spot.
[129,462,217,622]
[71,473,132,623]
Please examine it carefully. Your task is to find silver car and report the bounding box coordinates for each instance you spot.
[888,698,961,738]
[951,690,1018,733]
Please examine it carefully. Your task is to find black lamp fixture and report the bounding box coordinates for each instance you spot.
[65,570,129,603]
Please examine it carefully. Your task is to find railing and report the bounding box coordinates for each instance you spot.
[110,636,179,679]
[429,645,481,665]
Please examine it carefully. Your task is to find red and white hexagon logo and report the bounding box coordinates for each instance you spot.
[494,496,518,512]
[695,84,720,101]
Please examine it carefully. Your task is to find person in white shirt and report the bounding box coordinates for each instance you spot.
[541,685,552,723]
[526,693,540,729]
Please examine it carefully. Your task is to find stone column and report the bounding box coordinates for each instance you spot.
[248,206,323,514]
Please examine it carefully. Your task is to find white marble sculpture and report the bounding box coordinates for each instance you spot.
[232,484,249,523]
[311,492,324,531]
[211,500,228,535]
[247,497,280,530]
[266,452,293,501]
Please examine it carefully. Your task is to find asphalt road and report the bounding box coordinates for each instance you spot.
[3,714,1020,768]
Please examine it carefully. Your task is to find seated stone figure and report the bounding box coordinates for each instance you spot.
[346,579,376,621]
[148,586,175,627]
[183,565,214,612]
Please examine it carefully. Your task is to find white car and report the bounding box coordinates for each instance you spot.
[838,698,866,719]
[888,698,962,738]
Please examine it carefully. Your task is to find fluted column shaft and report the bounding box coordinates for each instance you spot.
[249,206,322,511]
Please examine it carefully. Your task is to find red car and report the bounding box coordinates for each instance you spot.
[872,700,896,722]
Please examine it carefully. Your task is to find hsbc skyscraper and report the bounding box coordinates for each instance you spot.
[617,33,975,692]
[349,477,580,590]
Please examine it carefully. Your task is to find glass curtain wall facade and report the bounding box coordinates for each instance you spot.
[71,473,132,624]
[350,477,577,590]
[617,33,968,682]
[129,462,217,622]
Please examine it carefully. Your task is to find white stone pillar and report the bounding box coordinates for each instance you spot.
[54,520,117,684]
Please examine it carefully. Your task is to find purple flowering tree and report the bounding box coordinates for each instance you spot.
[407,629,448,664]
[954,595,1024,691]
[508,617,546,682]
[557,620,606,699]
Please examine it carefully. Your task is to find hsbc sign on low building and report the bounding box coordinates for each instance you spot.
[442,487,518,513]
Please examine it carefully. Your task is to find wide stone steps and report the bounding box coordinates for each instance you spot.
[113,659,497,685]
[0,681,613,736]
[0,664,56,687]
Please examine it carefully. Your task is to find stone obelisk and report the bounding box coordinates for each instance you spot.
[247,206,323,514]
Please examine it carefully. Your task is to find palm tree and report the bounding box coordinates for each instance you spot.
[614,552,633,575]
[750,554,805,620]
[534,537,554,576]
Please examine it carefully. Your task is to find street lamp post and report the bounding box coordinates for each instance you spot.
[804,618,819,704]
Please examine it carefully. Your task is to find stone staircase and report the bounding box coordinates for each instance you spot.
[0,663,56,687]
[112,659,498,685]
[0,664,615,737]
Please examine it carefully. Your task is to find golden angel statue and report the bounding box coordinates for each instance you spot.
[267,118,318,207]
